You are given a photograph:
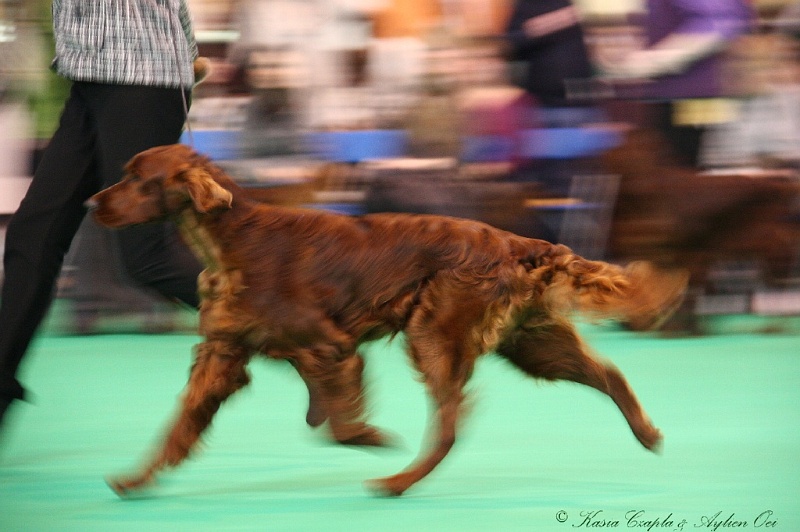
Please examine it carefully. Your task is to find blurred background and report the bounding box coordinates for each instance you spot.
[1,0,799,335]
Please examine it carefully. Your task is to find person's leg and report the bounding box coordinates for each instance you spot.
[650,101,704,168]
[89,84,202,307]
[0,84,100,419]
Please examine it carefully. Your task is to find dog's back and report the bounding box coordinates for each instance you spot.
[201,196,684,350]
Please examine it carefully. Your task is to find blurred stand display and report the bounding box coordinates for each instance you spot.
[703,8,800,169]
[0,1,37,286]
[0,103,33,288]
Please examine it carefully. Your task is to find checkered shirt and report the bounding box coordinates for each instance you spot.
[52,0,199,89]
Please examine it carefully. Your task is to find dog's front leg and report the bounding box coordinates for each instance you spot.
[294,347,388,447]
[286,358,328,428]
[108,340,252,496]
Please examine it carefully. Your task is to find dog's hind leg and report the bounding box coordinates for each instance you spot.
[366,277,501,496]
[108,340,252,496]
[366,279,488,497]
[496,318,662,451]
[366,335,473,497]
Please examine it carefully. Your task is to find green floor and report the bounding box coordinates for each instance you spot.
[1,324,798,531]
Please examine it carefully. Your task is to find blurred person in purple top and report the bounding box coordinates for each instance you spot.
[606,0,755,166]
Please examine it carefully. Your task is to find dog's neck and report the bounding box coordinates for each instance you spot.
[174,173,261,274]
[177,210,227,272]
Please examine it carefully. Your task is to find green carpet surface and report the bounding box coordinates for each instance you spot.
[1,325,798,531]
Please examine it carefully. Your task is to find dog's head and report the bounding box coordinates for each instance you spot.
[89,144,233,228]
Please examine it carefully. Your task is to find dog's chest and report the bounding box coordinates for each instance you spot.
[196,268,250,334]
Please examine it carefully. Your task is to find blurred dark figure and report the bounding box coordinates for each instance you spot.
[503,0,608,244]
[504,0,593,109]
[0,1,203,432]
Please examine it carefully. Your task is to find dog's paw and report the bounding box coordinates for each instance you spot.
[364,474,412,497]
[193,57,211,85]
[305,403,328,428]
[106,474,155,499]
[339,425,395,448]
[638,426,664,454]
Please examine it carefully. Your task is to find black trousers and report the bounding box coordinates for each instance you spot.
[0,82,202,404]
[651,101,706,168]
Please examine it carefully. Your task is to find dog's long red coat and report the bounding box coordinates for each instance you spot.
[91,144,686,496]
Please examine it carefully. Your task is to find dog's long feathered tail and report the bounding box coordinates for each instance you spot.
[539,248,689,330]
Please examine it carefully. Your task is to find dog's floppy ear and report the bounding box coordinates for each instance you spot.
[180,167,233,213]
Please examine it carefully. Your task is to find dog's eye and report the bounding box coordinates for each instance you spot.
[140,180,159,194]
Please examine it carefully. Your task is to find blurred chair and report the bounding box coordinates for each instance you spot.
[520,125,624,258]
[555,173,620,260]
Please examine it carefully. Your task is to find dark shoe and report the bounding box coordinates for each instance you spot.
[0,381,25,440]
[0,397,13,431]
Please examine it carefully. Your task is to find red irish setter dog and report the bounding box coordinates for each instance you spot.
[89,144,686,497]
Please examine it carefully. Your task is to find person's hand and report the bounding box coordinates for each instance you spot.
[193,57,211,85]
[600,32,725,81]
[523,6,580,38]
